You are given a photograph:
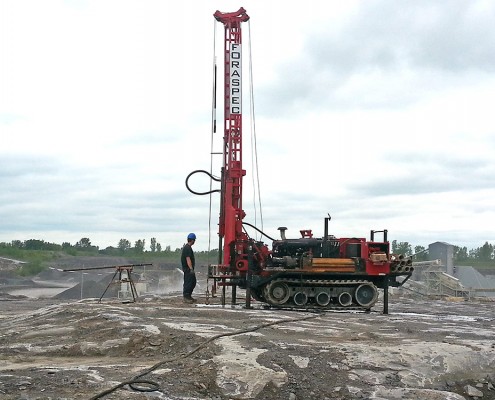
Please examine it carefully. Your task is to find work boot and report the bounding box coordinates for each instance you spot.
[183,297,194,304]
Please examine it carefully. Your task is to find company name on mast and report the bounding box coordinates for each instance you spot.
[230,43,241,114]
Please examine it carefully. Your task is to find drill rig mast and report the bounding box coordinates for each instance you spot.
[212,8,270,278]
[214,8,250,272]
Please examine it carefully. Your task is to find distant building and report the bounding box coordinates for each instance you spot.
[428,242,454,275]
[455,265,495,297]
[408,242,495,299]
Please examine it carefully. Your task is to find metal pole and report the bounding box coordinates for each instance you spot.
[221,278,226,307]
[383,277,389,315]
[231,283,237,306]
[245,242,253,309]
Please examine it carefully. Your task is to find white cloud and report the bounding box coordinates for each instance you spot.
[1,0,494,253]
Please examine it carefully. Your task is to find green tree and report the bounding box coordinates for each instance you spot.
[391,240,412,256]
[134,239,145,254]
[413,245,428,261]
[118,239,131,253]
[478,242,494,261]
[454,246,469,262]
[469,248,477,259]
[75,238,92,248]
[150,237,157,252]
[24,239,46,250]
[156,243,162,253]
[11,240,23,248]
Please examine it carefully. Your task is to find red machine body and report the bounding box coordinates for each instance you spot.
[196,9,412,312]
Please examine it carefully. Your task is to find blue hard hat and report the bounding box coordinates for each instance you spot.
[187,233,196,240]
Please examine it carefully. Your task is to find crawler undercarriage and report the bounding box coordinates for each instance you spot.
[208,266,390,311]
[256,278,379,310]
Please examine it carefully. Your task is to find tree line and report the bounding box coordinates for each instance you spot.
[0,237,206,256]
[1,238,494,262]
[0,238,221,277]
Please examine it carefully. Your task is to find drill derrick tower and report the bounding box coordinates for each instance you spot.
[214,8,251,272]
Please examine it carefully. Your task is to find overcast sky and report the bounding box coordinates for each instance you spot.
[1,0,494,252]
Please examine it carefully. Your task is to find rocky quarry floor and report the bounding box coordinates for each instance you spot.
[0,291,494,400]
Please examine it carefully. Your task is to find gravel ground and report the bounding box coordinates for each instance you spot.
[0,289,494,400]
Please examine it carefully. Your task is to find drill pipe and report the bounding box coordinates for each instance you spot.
[62,263,153,272]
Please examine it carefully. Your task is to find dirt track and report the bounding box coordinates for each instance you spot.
[0,291,494,400]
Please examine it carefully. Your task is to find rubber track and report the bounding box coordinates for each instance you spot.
[283,278,372,287]
[263,278,377,311]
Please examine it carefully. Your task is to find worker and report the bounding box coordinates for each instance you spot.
[181,233,197,303]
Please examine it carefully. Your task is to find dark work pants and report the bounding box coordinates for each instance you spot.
[183,269,197,297]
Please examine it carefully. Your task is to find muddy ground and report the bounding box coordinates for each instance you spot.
[0,284,494,400]
[0,257,494,400]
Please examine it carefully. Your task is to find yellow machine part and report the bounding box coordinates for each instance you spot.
[306,258,356,273]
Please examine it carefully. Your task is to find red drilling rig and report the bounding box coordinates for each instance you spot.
[186,8,412,313]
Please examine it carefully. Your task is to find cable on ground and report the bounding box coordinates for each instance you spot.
[89,313,319,399]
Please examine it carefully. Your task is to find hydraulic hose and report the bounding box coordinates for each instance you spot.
[242,221,276,242]
[185,169,221,196]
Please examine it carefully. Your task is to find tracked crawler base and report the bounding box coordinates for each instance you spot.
[257,278,379,310]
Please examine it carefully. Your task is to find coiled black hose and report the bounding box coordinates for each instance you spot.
[185,169,221,195]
